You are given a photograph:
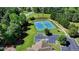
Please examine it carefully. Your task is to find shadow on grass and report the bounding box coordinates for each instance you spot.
[21,21,33,28]
[70,35,79,38]
[61,41,70,47]
[21,27,31,31]
[46,33,53,36]
[15,33,28,45]
[15,22,32,46]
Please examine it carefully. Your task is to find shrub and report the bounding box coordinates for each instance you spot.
[30,17,35,20]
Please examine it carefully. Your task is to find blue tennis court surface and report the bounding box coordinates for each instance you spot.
[35,33,58,43]
[34,21,55,31]
[34,22,45,31]
[35,33,46,42]
[47,35,58,43]
[43,21,55,29]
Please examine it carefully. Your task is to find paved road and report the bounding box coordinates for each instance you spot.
[61,38,79,51]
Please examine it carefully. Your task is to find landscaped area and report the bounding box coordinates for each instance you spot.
[75,38,79,46]
[16,17,64,51]
[0,7,79,51]
[25,13,50,19]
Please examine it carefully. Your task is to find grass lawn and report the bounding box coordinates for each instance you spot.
[75,38,79,46]
[50,28,64,35]
[25,13,50,19]
[48,41,61,51]
[70,22,79,27]
[33,13,50,19]
[16,25,37,51]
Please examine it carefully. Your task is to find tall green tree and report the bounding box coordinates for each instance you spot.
[68,24,78,37]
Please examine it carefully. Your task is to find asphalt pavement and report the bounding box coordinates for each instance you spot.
[61,37,79,51]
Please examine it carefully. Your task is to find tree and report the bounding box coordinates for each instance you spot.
[59,18,70,28]
[68,24,78,37]
[3,22,22,44]
[58,35,70,46]
[0,7,28,46]
[9,13,26,25]
[32,7,41,13]
[55,13,70,28]
[50,12,56,20]
[26,7,32,12]
[45,29,52,36]
[0,8,8,19]
[9,13,18,21]
[9,8,21,15]
[19,13,26,25]
[30,17,35,21]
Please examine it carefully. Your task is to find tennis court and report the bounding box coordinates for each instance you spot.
[34,21,55,31]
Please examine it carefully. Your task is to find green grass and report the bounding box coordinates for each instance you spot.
[16,25,37,51]
[26,13,50,19]
[51,44,60,51]
[70,22,79,27]
[50,28,64,35]
[48,41,61,51]
[33,13,50,18]
[75,38,79,46]
[34,28,64,35]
